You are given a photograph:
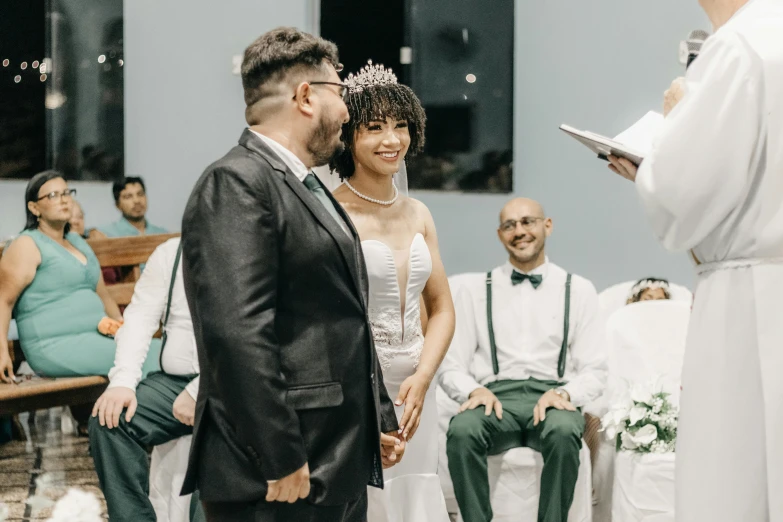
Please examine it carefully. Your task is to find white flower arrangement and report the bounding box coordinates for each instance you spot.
[600,379,678,454]
[45,488,102,522]
[22,473,103,522]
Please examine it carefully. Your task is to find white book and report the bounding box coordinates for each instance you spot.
[560,111,664,167]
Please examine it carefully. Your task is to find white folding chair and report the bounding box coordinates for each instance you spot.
[438,274,592,522]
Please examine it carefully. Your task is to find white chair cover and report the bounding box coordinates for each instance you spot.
[612,453,675,522]
[439,273,592,522]
[437,387,592,522]
[605,300,691,407]
[149,435,193,522]
[596,300,690,522]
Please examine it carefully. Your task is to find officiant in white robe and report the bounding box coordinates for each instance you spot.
[608,1,783,520]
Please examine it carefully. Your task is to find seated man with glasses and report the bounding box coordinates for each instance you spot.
[0,170,160,382]
[438,197,607,522]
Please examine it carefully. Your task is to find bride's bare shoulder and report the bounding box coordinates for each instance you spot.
[401,197,437,239]
[404,197,433,220]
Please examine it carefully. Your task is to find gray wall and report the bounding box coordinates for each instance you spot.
[123,0,313,234]
[416,0,709,290]
[1,0,708,291]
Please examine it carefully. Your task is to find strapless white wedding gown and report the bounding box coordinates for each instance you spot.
[363,233,450,522]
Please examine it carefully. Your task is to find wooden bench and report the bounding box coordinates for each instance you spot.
[0,233,180,416]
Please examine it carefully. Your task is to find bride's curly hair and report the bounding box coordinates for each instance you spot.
[330,81,426,180]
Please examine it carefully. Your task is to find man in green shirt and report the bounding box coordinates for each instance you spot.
[98,177,168,237]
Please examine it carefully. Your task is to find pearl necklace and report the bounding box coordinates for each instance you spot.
[344,180,399,206]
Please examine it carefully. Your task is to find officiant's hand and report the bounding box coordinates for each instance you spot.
[380,432,406,468]
[533,389,576,426]
[459,387,503,420]
[664,77,686,117]
[607,155,638,182]
[266,463,310,503]
[396,372,431,440]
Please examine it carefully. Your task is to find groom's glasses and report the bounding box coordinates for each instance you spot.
[308,81,349,102]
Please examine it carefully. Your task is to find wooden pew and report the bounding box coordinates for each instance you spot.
[0,233,180,416]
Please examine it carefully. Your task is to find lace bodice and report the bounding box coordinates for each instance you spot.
[362,233,432,371]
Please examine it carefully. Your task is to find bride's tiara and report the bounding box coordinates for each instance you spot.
[344,60,398,94]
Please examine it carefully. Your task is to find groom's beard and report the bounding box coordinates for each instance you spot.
[307,112,345,167]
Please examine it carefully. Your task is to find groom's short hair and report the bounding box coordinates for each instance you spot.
[241,27,340,114]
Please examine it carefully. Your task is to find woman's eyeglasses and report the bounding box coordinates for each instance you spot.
[37,189,77,202]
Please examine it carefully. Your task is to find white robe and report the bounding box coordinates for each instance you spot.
[636,1,783,520]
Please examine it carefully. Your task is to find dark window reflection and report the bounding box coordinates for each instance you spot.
[320,0,514,193]
[0,0,124,181]
[0,1,46,179]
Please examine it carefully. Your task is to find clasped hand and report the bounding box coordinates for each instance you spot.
[395,371,433,440]
[380,432,406,468]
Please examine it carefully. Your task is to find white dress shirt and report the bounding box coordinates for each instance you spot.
[108,238,200,399]
[438,260,607,407]
[250,129,309,181]
[250,129,349,235]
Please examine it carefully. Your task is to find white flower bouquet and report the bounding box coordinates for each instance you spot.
[600,379,678,454]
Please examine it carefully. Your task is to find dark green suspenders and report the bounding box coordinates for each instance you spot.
[486,272,501,375]
[159,242,183,372]
[485,271,572,378]
[559,274,572,379]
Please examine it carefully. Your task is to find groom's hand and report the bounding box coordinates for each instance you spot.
[380,432,405,468]
[266,463,310,503]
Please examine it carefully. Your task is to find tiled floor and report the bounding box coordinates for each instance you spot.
[1,410,458,522]
[0,409,107,521]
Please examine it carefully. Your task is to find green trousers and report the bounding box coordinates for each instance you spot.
[88,372,206,522]
[446,379,585,522]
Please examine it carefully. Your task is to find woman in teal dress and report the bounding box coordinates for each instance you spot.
[0,171,160,382]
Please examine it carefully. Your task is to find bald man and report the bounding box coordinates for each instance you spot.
[439,198,607,522]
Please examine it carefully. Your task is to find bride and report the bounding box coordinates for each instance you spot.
[330,61,455,522]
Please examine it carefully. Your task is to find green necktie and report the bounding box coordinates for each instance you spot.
[511,271,543,289]
[303,173,346,230]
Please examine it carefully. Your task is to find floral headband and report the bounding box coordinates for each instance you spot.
[628,279,671,301]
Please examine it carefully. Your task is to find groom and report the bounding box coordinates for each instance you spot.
[180,27,402,522]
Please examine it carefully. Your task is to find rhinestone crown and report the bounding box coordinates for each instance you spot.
[344,60,398,94]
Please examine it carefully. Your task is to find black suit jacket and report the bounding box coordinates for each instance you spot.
[180,130,399,506]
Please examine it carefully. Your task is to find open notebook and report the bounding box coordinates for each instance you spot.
[560,111,664,167]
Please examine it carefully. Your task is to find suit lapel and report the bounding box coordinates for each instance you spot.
[324,185,369,310]
[282,175,364,303]
[238,130,366,308]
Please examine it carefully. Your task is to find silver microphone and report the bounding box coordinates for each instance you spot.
[679,30,710,68]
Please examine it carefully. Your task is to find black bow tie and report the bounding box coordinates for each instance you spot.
[511,271,543,289]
